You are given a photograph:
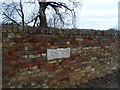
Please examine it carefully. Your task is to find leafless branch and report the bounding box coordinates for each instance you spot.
[2,11,21,26]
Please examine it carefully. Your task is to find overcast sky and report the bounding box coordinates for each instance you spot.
[0,0,119,30]
[77,0,118,30]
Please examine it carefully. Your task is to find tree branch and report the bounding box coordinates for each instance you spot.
[2,11,21,26]
[12,2,22,18]
[20,0,25,26]
[26,15,39,24]
[47,2,72,11]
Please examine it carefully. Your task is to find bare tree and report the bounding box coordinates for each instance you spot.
[35,0,81,28]
[1,0,81,29]
[2,2,20,25]
[1,0,25,26]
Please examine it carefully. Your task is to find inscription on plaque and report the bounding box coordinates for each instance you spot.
[47,48,70,60]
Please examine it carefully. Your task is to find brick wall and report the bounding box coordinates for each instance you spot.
[2,25,119,88]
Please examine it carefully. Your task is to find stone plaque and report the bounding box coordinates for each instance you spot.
[47,48,70,60]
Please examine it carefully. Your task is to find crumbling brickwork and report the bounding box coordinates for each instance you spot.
[2,25,119,88]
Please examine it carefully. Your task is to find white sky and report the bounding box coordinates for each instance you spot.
[77,0,119,30]
[0,0,119,30]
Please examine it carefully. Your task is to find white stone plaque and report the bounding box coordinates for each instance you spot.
[47,48,70,60]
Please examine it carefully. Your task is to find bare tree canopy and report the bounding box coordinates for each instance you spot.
[1,0,81,28]
[1,0,25,26]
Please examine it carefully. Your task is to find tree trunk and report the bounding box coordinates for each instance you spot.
[38,1,47,27]
[20,0,25,28]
